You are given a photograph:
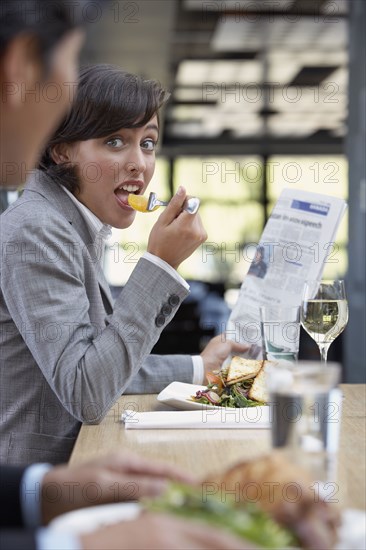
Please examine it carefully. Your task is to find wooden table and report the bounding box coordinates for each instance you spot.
[70,384,366,510]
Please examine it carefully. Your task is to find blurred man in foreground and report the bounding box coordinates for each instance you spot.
[0,2,247,549]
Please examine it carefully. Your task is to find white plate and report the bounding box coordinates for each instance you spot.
[49,502,141,534]
[157,381,267,413]
[49,501,366,549]
[336,508,366,550]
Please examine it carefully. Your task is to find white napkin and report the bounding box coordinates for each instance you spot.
[326,388,343,453]
[121,407,270,429]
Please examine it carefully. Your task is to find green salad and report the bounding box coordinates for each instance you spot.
[144,482,296,549]
[191,370,264,408]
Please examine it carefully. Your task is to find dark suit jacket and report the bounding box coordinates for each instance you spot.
[0,465,37,549]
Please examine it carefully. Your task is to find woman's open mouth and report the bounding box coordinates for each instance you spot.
[114,183,142,209]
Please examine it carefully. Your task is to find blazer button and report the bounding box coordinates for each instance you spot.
[155,314,166,328]
[161,303,172,316]
[168,294,180,307]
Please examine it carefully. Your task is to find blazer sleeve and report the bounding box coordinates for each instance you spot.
[1,206,191,424]
[126,354,194,394]
[0,466,26,527]
[0,529,37,550]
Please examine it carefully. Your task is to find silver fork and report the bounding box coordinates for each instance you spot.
[147,192,200,214]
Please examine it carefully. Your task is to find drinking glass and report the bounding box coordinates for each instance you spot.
[300,280,348,365]
[260,305,300,363]
[266,360,342,482]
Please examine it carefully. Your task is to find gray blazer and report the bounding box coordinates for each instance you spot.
[0,171,193,465]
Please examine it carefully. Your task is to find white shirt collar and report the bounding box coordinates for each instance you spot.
[62,186,112,242]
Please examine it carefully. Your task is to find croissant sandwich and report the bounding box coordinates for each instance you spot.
[146,453,340,549]
[191,357,277,407]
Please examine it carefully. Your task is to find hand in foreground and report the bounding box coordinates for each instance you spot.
[147,186,207,270]
[209,452,340,550]
[41,451,196,525]
[200,333,249,380]
[80,512,255,550]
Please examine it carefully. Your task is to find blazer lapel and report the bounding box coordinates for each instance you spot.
[24,171,114,311]
[87,240,115,312]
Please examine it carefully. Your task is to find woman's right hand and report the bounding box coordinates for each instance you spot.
[147,186,207,270]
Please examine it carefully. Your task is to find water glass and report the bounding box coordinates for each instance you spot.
[266,360,341,482]
[260,305,300,363]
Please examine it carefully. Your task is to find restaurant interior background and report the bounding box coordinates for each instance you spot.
[1,0,364,381]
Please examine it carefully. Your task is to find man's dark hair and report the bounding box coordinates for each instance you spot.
[0,0,84,64]
[40,64,170,193]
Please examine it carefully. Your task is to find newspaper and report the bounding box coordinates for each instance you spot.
[226,188,347,359]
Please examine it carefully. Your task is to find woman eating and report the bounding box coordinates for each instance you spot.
[0,64,246,464]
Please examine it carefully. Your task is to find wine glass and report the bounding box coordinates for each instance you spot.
[300,280,349,365]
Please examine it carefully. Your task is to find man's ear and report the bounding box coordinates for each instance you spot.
[1,34,42,108]
[51,143,73,165]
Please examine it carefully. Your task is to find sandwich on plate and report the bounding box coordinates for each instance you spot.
[145,453,340,550]
[192,356,277,407]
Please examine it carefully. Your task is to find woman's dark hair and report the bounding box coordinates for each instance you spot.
[40,64,170,193]
[0,0,84,63]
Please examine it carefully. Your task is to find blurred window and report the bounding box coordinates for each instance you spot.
[104,154,349,286]
[174,156,264,285]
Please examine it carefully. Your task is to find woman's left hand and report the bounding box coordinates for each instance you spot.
[200,334,249,380]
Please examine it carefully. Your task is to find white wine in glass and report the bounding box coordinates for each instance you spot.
[301,280,349,365]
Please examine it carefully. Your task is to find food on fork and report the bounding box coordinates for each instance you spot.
[191,357,277,407]
[127,193,159,212]
[128,191,201,214]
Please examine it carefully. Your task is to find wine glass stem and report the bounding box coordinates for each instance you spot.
[319,344,331,365]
